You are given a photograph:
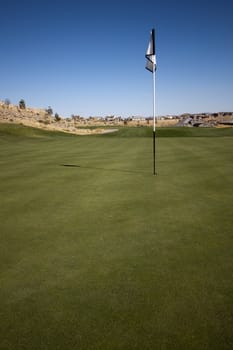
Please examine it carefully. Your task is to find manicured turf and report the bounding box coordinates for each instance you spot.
[0,124,233,349]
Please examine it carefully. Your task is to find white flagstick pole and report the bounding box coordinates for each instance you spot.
[153,69,156,132]
[153,69,156,175]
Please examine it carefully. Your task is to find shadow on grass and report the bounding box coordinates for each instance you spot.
[61,164,150,175]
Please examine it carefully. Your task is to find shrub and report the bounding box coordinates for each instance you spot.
[55,113,61,121]
[46,106,53,115]
[19,99,26,109]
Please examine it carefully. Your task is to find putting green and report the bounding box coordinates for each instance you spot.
[0,124,232,349]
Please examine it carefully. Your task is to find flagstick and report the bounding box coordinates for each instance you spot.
[153,68,156,175]
[145,28,157,175]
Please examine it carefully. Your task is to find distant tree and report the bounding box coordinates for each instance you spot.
[46,106,53,115]
[4,98,11,106]
[19,99,26,109]
[55,113,61,121]
[72,115,81,120]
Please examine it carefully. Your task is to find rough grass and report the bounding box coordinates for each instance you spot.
[0,124,233,349]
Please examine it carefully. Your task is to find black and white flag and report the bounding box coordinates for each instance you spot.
[145,29,156,73]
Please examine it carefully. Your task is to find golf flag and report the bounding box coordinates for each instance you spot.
[145,28,157,175]
[145,29,156,72]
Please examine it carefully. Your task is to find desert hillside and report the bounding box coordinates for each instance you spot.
[0,102,112,135]
[1,101,233,134]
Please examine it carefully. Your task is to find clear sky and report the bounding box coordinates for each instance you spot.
[1,0,233,118]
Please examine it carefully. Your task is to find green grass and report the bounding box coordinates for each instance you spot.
[0,124,233,349]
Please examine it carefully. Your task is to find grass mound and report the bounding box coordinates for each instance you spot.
[1,123,233,139]
[0,123,78,139]
[102,126,233,137]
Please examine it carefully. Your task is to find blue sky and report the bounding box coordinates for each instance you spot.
[1,0,233,117]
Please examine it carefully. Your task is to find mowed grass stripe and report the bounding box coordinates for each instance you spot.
[0,126,232,349]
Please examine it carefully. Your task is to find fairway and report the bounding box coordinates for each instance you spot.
[0,125,233,349]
